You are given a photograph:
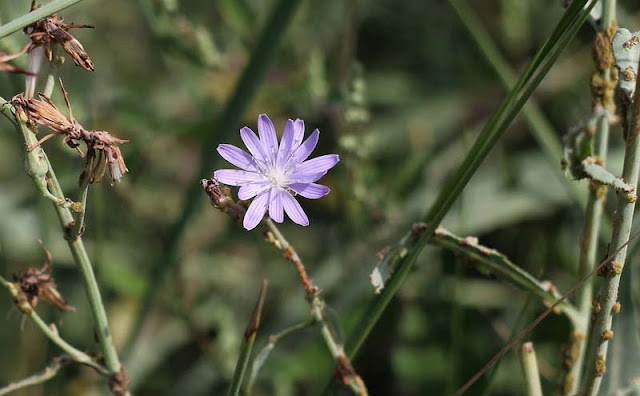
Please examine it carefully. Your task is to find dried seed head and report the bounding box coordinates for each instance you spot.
[12,243,75,312]
[12,89,129,184]
[25,2,95,71]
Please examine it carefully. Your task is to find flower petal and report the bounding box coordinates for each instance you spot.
[291,119,305,151]
[281,191,309,226]
[240,127,267,162]
[291,171,327,183]
[292,154,339,179]
[258,114,278,159]
[238,181,270,200]
[217,144,256,171]
[289,183,330,199]
[276,119,296,167]
[290,129,319,165]
[214,169,262,186]
[269,190,284,223]
[243,190,270,230]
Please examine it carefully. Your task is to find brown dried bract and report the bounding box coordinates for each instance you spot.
[12,243,75,312]
[0,44,35,75]
[25,1,95,71]
[12,83,129,184]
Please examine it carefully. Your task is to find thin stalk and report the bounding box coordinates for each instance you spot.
[447,0,586,209]
[0,276,109,375]
[520,342,543,396]
[581,42,640,396]
[343,0,597,362]
[123,0,305,359]
[227,280,268,396]
[431,226,581,325]
[247,320,316,392]
[263,219,368,396]
[0,0,86,39]
[0,357,68,396]
[569,1,617,393]
[0,98,125,382]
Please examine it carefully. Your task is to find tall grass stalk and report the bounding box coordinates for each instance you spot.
[342,0,596,363]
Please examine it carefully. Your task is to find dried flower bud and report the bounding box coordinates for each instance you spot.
[12,243,75,312]
[12,85,129,185]
[25,1,95,71]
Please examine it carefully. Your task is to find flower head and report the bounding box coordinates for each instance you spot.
[214,114,339,230]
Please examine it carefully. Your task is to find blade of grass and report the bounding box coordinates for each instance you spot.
[345,0,596,362]
[0,0,86,39]
[227,280,268,396]
[123,0,305,360]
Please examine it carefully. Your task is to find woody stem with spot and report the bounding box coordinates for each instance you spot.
[567,1,617,394]
[581,40,640,396]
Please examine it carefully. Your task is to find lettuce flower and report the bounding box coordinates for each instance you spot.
[214,114,339,230]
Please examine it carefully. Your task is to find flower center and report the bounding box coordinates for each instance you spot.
[266,167,288,189]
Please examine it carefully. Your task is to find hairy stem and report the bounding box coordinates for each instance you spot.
[581,39,640,396]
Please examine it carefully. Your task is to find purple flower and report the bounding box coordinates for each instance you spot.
[214,114,339,230]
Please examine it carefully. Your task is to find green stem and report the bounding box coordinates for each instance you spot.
[581,44,640,396]
[0,97,124,379]
[448,0,586,209]
[520,342,543,396]
[432,227,581,325]
[569,1,616,393]
[343,0,597,363]
[0,276,108,375]
[264,219,368,395]
[0,0,87,39]
[227,280,267,396]
[247,320,316,392]
[123,0,306,360]
[0,358,66,396]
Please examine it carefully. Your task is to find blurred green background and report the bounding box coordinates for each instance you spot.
[1,0,640,395]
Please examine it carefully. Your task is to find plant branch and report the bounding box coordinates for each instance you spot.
[247,320,316,392]
[430,226,581,325]
[263,219,369,396]
[0,275,109,376]
[581,25,640,396]
[0,357,69,396]
[0,97,127,392]
[568,1,617,393]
